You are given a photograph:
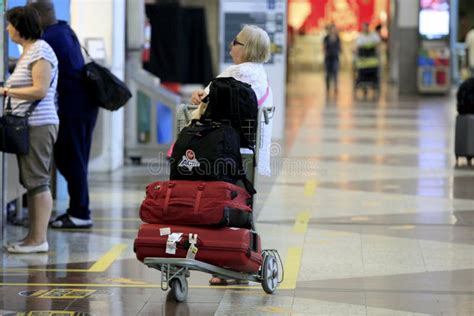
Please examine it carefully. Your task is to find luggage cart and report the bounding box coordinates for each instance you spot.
[142,104,282,302]
[354,46,380,98]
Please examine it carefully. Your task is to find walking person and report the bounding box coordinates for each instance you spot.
[323,24,341,95]
[29,1,99,229]
[2,6,59,253]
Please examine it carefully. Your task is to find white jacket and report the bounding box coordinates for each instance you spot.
[203,62,274,176]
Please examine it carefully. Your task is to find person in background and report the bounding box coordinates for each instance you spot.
[465,25,474,77]
[190,24,273,285]
[323,24,341,95]
[29,0,99,229]
[2,6,58,253]
[355,22,381,50]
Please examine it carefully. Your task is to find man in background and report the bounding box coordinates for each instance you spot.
[29,0,99,229]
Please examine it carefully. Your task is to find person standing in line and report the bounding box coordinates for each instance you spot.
[29,1,99,229]
[2,6,58,253]
[465,25,474,77]
[323,24,341,95]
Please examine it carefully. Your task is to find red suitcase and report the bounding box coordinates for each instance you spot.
[134,224,262,273]
[139,180,253,228]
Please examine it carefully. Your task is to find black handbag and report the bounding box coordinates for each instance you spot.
[0,97,40,155]
[82,48,132,111]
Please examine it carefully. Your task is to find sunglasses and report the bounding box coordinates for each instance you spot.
[231,38,245,46]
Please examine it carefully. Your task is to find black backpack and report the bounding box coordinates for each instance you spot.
[200,77,258,149]
[457,78,474,115]
[170,123,256,194]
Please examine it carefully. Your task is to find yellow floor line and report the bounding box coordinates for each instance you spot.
[87,244,128,272]
[0,282,282,290]
[0,268,95,273]
[278,247,302,290]
[0,246,301,290]
[0,283,163,288]
[293,211,311,234]
[304,179,317,197]
[0,244,128,273]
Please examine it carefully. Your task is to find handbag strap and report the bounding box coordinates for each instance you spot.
[4,96,40,117]
[5,72,56,117]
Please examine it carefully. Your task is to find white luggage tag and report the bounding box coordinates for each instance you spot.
[165,232,183,255]
[186,233,198,259]
[160,227,171,236]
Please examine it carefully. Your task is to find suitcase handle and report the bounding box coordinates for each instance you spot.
[182,235,203,248]
[163,183,175,214]
[163,182,206,214]
[194,183,206,213]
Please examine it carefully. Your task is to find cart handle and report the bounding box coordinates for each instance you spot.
[263,106,275,125]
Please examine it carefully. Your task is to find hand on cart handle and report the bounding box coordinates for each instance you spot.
[191,89,207,105]
[263,106,275,125]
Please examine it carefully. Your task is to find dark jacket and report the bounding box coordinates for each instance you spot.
[42,20,98,119]
[323,35,341,60]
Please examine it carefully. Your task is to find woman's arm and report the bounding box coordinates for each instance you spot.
[1,59,52,101]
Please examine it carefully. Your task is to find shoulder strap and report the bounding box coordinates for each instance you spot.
[70,28,93,62]
[24,99,41,117]
[23,72,57,117]
[258,81,270,107]
[240,172,256,195]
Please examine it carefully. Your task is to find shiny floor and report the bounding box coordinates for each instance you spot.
[1,69,473,316]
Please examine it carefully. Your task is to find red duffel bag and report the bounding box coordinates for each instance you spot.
[139,180,253,228]
[134,224,262,273]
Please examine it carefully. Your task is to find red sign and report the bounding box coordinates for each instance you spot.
[292,0,384,33]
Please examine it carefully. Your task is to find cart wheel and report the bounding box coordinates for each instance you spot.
[170,277,188,302]
[261,254,279,294]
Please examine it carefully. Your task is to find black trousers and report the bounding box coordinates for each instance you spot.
[325,57,339,91]
[54,116,97,220]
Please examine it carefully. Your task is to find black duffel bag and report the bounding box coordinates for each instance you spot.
[170,123,256,194]
[71,30,131,111]
[83,60,132,111]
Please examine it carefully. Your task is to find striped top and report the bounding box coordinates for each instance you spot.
[6,40,59,126]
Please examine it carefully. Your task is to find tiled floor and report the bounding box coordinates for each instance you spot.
[1,69,473,315]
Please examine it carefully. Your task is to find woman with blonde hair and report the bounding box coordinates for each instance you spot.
[191,24,274,286]
[191,24,274,178]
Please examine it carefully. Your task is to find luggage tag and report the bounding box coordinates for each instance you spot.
[186,233,198,259]
[166,232,183,255]
[160,227,171,236]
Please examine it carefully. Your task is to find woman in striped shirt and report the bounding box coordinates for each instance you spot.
[1,6,59,253]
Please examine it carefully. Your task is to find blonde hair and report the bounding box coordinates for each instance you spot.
[238,25,271,63]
